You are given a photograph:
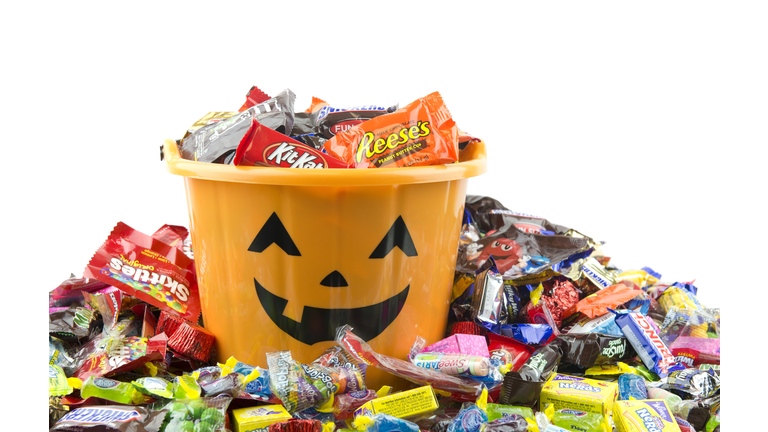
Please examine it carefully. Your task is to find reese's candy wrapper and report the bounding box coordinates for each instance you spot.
[233,118,349,168]
[323,91,458,168]
[84,222,200,322]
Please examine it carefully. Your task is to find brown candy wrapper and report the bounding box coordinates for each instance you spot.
[50,406,167,432]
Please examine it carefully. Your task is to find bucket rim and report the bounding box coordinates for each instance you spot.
[162,139,487,186]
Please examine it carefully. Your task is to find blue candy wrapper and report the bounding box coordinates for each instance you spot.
[618,373,648,400]
[613,311,686,378]
[499,324,553,345]
[447,404,489,432]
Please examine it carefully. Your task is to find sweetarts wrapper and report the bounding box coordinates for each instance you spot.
[613,311,686,378]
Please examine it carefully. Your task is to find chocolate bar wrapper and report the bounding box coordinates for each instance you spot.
[180,88,295,163]
[51,406,167,431]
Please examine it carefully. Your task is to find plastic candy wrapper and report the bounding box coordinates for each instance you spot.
[670,337,720,367]
[238,85,271,111]
[336,325,488,401]
[551,409,605,432]
[216,356,277,402]
[353,413,419,432]
[80,376,147,405]
[487,332,534,372]
[457,223,592,281]
[51,335,79,373]
[470,257,508,332]
[200,372,243,398]
[563,312,624,337]
[180,88,296,163]
[659,307,719,345]
[84,222,200,322]
[585,362,657,382]
[499,324,553,346]
[72,332,166,380]
[613,311,686,378]
[50,305,96,344]
[446,404,488,432]
[657,285,704,313]
[50,365,75,397]
[49,274,109,309]
[324,91,458,169]
[173,374,201,399]
[562,283,643,322]
[614,267,661,290]
[267,351,328,413]
[132,377,173,399]
[498,343,563,407]
[333,390,379,420]
[50,406,168,432]
[155,397,232,432]
[300,361,366,395]
[618,373,648,401]
[654,368,720,399]
[479,415,528,432]
[411,352,493,377]
[313,104,397,139]
[554,333,636,369]
[233,118,349,168]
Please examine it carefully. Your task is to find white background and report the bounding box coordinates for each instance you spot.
[3,2,764,429]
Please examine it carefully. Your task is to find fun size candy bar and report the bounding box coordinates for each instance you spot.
[614,311,686,378]
[234,118,349,168]
[324,92,458,168]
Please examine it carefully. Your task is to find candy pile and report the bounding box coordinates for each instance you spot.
[173,86,471,169]
[49,88,719,432]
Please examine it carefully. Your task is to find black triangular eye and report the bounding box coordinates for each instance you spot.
[248,213,301,256]
[369,216,418,258]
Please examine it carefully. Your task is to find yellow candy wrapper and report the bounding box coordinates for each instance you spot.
[613,400,682,432]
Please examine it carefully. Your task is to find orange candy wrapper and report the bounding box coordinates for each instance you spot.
[323,91,459,168]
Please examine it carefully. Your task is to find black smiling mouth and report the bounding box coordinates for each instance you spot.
[254,278,409,345]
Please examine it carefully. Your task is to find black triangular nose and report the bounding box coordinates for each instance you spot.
[320,270,348,287]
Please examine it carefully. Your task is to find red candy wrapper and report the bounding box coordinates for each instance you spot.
[84,222,200,322]
[487,332,535,372]
[239,85,272,112]
[450,321,487,337]
[269,419,321,432]
[156,310,185,338]
[233,118,349,168]
[167,321,215,362]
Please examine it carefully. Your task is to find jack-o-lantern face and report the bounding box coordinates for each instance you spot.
[248,212,417,345]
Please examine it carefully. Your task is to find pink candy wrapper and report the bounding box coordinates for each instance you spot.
[421,334,490,357]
